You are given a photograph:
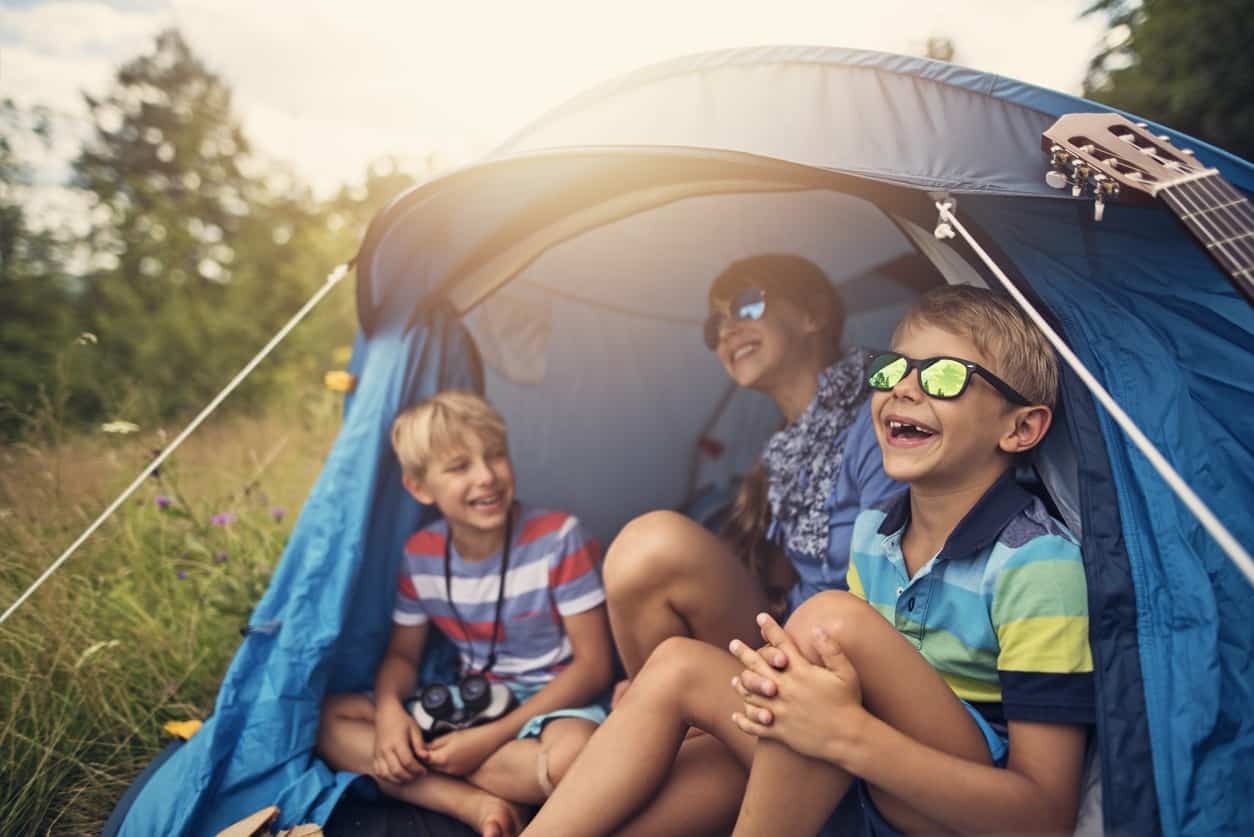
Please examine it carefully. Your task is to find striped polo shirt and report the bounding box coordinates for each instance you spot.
[847,470,1094,727]
[393,504,605,687]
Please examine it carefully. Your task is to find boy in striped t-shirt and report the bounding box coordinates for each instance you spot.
[318,392,612,837]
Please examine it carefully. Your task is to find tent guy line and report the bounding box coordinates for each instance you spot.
[0,263,352,628]
[935,200,1254,587]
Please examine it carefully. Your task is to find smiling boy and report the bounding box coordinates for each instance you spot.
[317,391,613,837]
[725,284,1094,835]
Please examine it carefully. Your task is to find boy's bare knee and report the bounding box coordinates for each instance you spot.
[539,719,596,784]
[785,590,871,663]
[634,636,718,698]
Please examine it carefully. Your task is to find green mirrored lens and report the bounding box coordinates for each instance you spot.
[868,355,908,390]
[920,359,969,398]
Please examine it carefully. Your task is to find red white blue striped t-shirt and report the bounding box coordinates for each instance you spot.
[392,505,605,687]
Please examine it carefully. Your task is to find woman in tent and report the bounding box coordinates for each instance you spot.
[600,251,899,833]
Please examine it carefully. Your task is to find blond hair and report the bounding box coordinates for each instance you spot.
[895,285,1058,408]
[391,391,508,481]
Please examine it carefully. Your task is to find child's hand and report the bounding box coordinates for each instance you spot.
[729,614,866,763]
[372,702,429,784]
[426,723,507,776]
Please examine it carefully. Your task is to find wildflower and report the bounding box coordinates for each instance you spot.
[210,512,238,526]
[101,420,140,434]
[214,551,229,563]
[75,332,98,345]
[155,495,173,509]
[270,506,287,522]
[177,570,187,580]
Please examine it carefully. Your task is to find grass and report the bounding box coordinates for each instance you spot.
[0,382,344,834]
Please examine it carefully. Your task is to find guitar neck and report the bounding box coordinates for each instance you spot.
[1158,173,1254,304]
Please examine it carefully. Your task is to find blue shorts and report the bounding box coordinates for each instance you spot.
[857,700,1008,837]
[509,681,607,740]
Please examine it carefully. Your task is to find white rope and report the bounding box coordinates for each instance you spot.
[0,263,351,627]
[935,202,1254,586]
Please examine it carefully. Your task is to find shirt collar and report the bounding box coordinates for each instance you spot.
[876,469,1034,562]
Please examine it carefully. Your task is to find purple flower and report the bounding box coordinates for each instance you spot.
[210,512,238,526]
[177,570,187,580]
[155,495,173,509]
[270,506,287,522]
[214,551,229,563]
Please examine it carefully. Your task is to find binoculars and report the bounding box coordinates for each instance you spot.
[406,673,517,739]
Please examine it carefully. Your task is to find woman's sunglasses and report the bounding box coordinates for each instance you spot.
[867,352,1031,406]
[704,288,767,350]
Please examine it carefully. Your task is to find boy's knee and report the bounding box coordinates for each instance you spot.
[785,590,873,662]
[604,511,693,597]
[634,635,717,698]
[539,719,596,785]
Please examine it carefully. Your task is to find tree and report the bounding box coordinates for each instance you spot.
[0,100,77,438]
[1084,0,1254,160]
[71,29,354,424]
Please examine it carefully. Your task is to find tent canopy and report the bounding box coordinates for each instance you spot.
[114,46,1254,837]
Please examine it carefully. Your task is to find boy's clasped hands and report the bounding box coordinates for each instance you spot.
[729,612,865,765]
[372,704,509,783]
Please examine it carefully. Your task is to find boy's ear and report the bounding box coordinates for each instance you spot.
[402,474,435,505]
[998,404,1053,454]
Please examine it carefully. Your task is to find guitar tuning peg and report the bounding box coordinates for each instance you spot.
[1157,134,1171,142]
[1181,149,1196,156]
[1135,122,1148,128]
[1093,193,1106,223]
[1045,170,1069,190]
[1072,183,1083,198]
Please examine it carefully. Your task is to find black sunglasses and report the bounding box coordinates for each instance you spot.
[867,351,1032,406]
[703,288,767,350]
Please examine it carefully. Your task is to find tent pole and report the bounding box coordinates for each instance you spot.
[0,262,352,627]
[934,201,1254,587]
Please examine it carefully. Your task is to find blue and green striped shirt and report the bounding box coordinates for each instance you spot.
[847,470,1094,727]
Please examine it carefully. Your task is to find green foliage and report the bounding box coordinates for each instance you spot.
[1084,0,1254,160]
[0,392,341,833]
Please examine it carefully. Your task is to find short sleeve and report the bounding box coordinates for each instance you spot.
[547,516,606,616]
[393,564,429,626]
[993,534,1095,724]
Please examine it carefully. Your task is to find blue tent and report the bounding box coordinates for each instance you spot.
[110,46,1254,836]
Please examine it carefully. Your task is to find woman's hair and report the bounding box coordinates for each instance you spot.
[708,253,846,344]
[710,254,846,612]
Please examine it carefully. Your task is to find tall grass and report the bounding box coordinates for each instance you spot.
[0,381,343,834]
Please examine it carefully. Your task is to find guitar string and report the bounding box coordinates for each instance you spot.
[1169,178,1254,271]
[1178,176,1254,264]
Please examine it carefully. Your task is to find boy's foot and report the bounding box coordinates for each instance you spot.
[474,794,527,837]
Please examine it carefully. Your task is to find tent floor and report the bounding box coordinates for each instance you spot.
[324,796,476,837]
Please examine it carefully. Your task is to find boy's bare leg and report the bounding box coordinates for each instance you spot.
[604,511,768,676]
[520,638,755,837]
[316,694,526,836]
[732,591,992,835]
[467,718,596,804]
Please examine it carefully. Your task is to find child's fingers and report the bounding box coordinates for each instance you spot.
[728,638,776,678]
[756,612,803,660]
[732,670,777,699]
[813,626,857,682]
[731,711,772,738]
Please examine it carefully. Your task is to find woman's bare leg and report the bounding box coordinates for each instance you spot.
[732,591,993,836]
[520,637,756,836]
[615,733,747,837]
[604,511,768,676]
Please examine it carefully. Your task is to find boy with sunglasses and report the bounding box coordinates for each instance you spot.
[723,284,1095,835]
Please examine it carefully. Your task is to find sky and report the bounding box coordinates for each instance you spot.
[2,0,1109,219]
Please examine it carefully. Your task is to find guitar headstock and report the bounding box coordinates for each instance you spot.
[1042,113,1217,216]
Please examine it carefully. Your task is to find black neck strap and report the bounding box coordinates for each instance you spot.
[443,507,513,677]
